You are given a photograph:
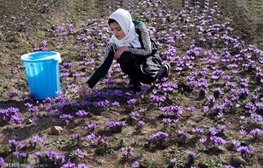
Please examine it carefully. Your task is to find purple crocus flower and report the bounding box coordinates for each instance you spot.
[138,121,145,127]
[187,151,196,158]
[245,102,256,112]
[9,92,18,98]
[87,133,96,141]
[149,131,169,142]
[232,140,241,148]
[199,137,207,144]
[86,123,96,132]
[209,127,218,135]
[203,106,209,113]
[46,150,58,160]
[122,150,128,156]
[151,95,166,104]
[223,165,235,168]
[178,130,189,138]
[132,161,140,168]
[237,146,253,154]
[106,121,127,128]
[239,129,247,136]
[59,114,73,121]
[251,113,262,122]
[12,151,20,158]
[112,101,120,107]
[249,128,262,138]
[127,98,137,106]
[170,158,177,165]
[0,157,4,167]
[192,127,204,135]
[77,163,90,168]
[187,106,196,113]
[75,149,84,158]
[130,111,140,119]
[76,110,89,117]
[218,125,226,132]
[19,152,29,159]
[61,160,76,168]
[34,152,42,158]
[72,134,80,141]
[10,116,24,124]
[210,136,226,145]
[8,139,19,151]
[28,135,46,145]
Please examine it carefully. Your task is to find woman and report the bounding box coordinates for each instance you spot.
[79,8,170,99]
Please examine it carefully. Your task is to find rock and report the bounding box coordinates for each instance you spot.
[25,119,33,125]
[50,126,63,135]
[232,154,247,166]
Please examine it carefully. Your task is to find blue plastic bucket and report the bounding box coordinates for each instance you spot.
[21,51,62,100]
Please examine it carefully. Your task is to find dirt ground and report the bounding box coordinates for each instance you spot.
[0,0,263,167]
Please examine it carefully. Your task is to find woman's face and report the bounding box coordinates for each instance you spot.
[110,22,125,40]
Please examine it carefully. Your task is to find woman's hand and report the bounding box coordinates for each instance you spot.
[114,46,130,59]
[78,83,92,99]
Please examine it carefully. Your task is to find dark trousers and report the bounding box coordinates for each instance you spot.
[117,52,166,84]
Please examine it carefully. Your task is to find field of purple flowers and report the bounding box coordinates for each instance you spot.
[0,0,263,167]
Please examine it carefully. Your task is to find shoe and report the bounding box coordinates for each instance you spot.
[163,63,171,78]
[127,78,141,88]
[127,78,142,92]
[130,85,142,92]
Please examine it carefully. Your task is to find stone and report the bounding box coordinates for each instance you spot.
[25,119,33,125]
[232,154,247,166]
[50,126,63,135]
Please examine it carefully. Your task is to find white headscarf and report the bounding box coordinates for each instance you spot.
[109,9,141,48]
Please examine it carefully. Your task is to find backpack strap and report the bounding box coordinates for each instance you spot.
[133,20,158,55]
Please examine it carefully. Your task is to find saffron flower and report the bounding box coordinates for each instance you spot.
[239,129,247,136]
[232,140,241,148]
[187,151,196,158]
[138,120,145,127]
[61,160,76,168]
[237,146,253,156]
[122,148,135,160]
[210,136,227,145]
[127,98,137,106]
[178,130,189,139]
[106,121,127,133]
[112,101,120,107]
[251,113,262,122]
[27,135,46,148]
[199,137,207,144]
[0,157,4,167]
[187,106,195,113]
[86,123,96,132]
[218,124,226,132]
[59,114,73,121]
[130,111,141,119]
[10,116,24,124]
[75,149,84,158]
[209,127,218,136]
[149,131,169,142]
[76,110,89,117]
[8,139,20,152]
[203,106,209,113]
[192,127,204,135]
[170,158,177,166]
[77,163,90,168]
[249,128,262,139]
[224,165,235,168]
[132,161,140,168]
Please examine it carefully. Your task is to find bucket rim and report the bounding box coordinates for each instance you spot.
[21,51,61,62]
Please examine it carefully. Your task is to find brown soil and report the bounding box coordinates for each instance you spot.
[0,0,262,167]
